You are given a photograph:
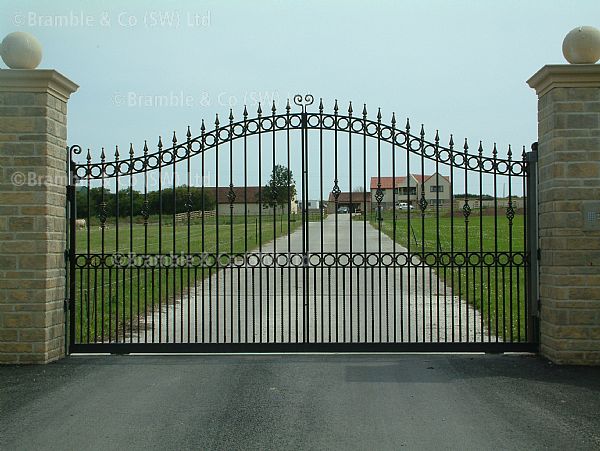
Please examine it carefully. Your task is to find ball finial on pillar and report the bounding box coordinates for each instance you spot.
[562,26,600,64]
[0,32,43,69]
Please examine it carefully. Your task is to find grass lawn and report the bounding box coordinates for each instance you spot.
[74,213,301,343]
[360,209,528,342]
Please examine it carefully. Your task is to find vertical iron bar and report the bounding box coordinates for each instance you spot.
[243,108,248,343]
[419,125,426,343]
[172,132,178,344]
[271,103,277,343]
[100,148,106,343]
[526,144,539,344]
[435,133,441,343]
[405,119,411,342]
[128,145,134,344]
[333,100,339,342]
[114,146,120,343]
[493,144,499,342]
[508,146,514,342]
[86,150,91,343]
[449,135,455,342]
[67,150,76,348]
[143,142,149,343]
[478,142,484,343]
[377,109,383,342]
[187,128,192,343]
[201,122,206,343]
[230,110,235,344]
[257,106,263,342]
[391,113,397,343]
[285,102,291,343]
[463,139,470,342]
[319,99,324,344]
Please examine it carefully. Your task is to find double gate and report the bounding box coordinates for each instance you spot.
[67,94,538,353]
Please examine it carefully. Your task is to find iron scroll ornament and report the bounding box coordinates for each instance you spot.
[71,95,527,180]
[293,94,314,113]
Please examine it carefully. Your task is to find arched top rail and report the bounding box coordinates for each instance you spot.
[70,97,528,181]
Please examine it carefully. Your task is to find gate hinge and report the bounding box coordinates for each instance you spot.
[63,298,70,312]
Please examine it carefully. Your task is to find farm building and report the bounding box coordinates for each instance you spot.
[208,186,298,216]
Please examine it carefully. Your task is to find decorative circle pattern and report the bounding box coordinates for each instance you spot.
[71,105,527,179]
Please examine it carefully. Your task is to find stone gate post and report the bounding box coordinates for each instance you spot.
[0,69,78,363]
[528,58,600,364]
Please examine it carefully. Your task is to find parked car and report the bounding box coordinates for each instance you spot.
[337,206,349,214]
[395,202,414,211]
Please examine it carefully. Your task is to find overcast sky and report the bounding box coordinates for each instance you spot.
[1,0,598,196]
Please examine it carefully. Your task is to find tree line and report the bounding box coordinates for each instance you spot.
[76,186,216,219]
[76,165,297,220]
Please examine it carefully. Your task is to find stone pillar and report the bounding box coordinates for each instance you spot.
[527,64,600,365]
[0,70,78,364]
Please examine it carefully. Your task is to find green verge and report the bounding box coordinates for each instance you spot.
[359,209,527,341]
[74,213,301,342]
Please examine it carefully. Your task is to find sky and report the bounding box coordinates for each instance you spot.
[1,0,598,197]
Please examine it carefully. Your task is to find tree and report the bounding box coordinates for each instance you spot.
[260,164,296,209]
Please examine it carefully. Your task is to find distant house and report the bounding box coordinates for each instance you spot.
[298,200,324,214]
[369,173,451,209]
[327,191,371,214]
[208,186,297,216]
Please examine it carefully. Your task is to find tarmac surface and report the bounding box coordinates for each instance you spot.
[1,354,600,450]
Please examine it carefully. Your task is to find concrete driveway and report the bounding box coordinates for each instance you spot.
[142,215,492,344]
[1,354,599,450]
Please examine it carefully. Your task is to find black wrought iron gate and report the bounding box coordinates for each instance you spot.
[67,94,538,353]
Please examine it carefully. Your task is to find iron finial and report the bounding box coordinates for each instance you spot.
[143,141,148,155]
[478,141,483,155]
[271,100,276,114]
[186,126,192,139]
[215,113,220,127]
[463,138,469,153]
[362,103,367,117]
[405,118,410,132]
[319,98,323,113]
[200,119,206,132]
[391,112,396,126]
[492,143,498,158]
[243,105,248,118]
[348,101,353,114]
[507,144,513,160]
[129,143,134,158]
[377,107,382,121]
[434,130,440,144]
[334,99,339,113]
[100,147,105,160]
[172,131,177,145]
[420,124,425,139]
[449,134,454,148]
[114,145,120,159]
[86,148,91,162]
[285,99,290,113]
[257,102,262,115]
[158,136,163,150]
[229,108,234,122]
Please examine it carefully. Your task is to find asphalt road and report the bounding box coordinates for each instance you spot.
[1,354,599,450]
[141,215,491,344]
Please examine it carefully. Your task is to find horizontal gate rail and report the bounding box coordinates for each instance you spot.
[70,342,537,354]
